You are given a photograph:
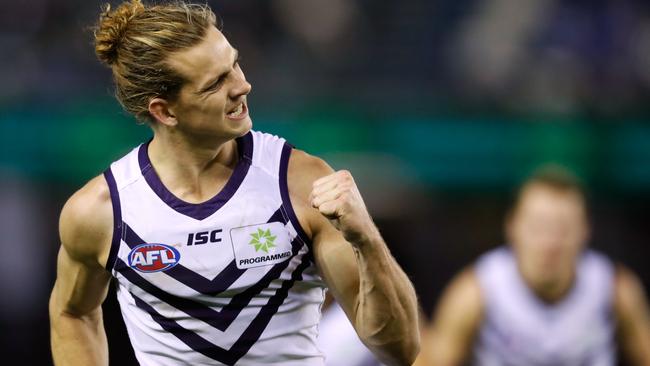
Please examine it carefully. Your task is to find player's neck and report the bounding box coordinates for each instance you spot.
[147,130,239,202]
[522,267,576,304]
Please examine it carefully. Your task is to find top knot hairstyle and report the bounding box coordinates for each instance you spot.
[94,0,219,122]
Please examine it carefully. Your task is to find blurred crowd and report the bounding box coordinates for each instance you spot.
[1,0,649,116]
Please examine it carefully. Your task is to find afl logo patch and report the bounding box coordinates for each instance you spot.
[128,243,181,273]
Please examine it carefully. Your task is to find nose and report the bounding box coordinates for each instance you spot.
[229,71,252,100]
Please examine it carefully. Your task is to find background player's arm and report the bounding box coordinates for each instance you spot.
[49,176,113,366]
[287,149,420,366]
[415,268,483,366]
[614,266,650,366]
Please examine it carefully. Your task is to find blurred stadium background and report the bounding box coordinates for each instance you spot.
[1,0,649,364]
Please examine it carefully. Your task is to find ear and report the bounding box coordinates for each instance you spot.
[148,98,178,127]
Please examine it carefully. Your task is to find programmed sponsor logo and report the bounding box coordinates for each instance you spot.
[128,243,181,273]
[230,222,293,269]
[239,251,292,266]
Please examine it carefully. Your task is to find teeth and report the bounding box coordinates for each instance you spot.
[228,103,243,117]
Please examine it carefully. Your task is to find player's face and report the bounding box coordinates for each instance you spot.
[507,184,589,286]
[165,27,252,139]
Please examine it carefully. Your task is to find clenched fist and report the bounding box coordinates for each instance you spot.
[309,170,380,245]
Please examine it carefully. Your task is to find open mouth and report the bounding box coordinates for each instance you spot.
[226,102,248,120]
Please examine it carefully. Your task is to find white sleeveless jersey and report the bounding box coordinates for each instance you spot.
[473,247,616,366]
[103,131,327,366]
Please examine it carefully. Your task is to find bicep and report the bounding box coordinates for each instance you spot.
[51,243,112,317]
[51,178,114,317]
[425,269,483,366]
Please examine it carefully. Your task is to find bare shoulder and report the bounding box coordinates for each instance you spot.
[287,148,335,192]
[613,264,650,365]
[433,266,483,327]
[614,264,649,315]
[59,174,114,267]
[443,267,483,310]
[286,149,336,237]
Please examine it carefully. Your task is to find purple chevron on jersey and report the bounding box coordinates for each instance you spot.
[113,233,302,331]
[120,206,287,295]
[104,130,325,365]
[130,251,311,365]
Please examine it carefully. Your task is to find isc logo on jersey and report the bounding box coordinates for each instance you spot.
[128,243,181,273]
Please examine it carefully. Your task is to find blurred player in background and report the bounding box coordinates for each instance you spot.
[48,1,419,365]
[318,293,386,366]
[417,165,650,366]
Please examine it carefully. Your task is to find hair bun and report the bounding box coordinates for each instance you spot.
[94,0,145,65]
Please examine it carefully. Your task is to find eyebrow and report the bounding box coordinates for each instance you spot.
[197,49,240,94]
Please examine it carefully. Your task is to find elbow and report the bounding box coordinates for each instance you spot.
[396,332,421,366]
[406,335,421,365]
[359,320,421,366]
[364,334,420,366]
[355,302,421,365]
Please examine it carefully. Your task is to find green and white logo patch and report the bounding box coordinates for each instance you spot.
[249,228,276,253]
[230,222,292,269]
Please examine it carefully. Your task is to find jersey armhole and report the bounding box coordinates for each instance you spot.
[103,167,123,273]
[279,142,313,250]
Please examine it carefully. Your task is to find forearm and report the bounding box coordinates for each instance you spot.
[49,292,108,366]
[351,230,420,365]
[305,166,420,363]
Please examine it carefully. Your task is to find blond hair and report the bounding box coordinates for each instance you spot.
[94,0,218,123]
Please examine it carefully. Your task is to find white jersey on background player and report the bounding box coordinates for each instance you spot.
[318,297,385,366]
[416,166,650,366]
[473,246,615,366]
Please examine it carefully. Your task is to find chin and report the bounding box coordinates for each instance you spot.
[235,117,253,136]
[224,114,251,131]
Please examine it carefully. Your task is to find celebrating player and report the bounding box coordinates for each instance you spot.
[48,1,419,365]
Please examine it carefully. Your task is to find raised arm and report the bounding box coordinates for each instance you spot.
[49,176,114,366]
[614,265,650,366]
[416,268,483,366]
[287,149,419,366]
